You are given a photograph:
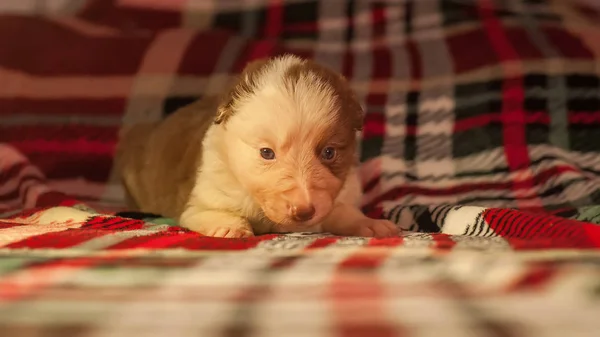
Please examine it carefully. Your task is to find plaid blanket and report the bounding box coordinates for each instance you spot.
[2,0,600,335]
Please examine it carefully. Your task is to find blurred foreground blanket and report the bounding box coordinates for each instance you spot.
[1,142,600,337]
[1,0,600,336]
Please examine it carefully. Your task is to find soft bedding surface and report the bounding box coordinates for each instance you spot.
[1,0,600,336]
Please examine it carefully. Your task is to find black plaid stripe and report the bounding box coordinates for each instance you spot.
[565,74,600,152]
[441,0,481,26]
[440,0,563,27]
[163,96,200,116]
[210,0,329,40]
[453,79,504,121]
[451,73,600,158]
[213,5,268,38]
[452,125,504,159]
[404,91,420,163]
[210,0,401,41]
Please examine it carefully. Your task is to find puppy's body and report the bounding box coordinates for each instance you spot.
[116,98,217,219]
[116,55,398,238]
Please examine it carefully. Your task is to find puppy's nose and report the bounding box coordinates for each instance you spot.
[290,204,316,221]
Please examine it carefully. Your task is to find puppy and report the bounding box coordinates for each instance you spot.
[116,55,399,238]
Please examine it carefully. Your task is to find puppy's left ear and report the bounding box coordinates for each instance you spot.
[214,102,232,125]
[214,58,270,125]
[340,76,365,131]
[349,91,365,131]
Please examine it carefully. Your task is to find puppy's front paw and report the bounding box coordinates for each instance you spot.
[180,207,254,238]
[206,226,254,238]
[353,218,399,238]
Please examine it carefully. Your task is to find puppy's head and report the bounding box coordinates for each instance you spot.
[215,55,364,231]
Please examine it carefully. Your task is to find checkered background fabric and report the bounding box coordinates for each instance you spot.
[1,0,600,336]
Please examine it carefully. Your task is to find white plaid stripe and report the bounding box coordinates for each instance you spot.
[120,30,197,126]
[104,29,198,201]
[412,0,456,179]
[313,0,347,72]
[380,2,410,196]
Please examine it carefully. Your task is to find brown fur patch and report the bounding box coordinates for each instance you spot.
[215,56,364,132]
[282,59,363,180]
[283,59,364,131]
[214,58,271,125]
[322,145,355,180]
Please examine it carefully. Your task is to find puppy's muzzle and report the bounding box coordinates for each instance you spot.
[290,203,315,222]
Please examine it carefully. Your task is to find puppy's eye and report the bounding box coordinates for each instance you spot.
[321,147,336,161]
[260,148,276,160]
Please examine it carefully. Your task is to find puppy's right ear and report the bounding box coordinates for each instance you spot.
[214,58,270,125]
